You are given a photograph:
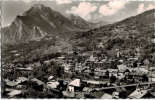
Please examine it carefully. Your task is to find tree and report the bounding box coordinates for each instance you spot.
[119,91,127,98]
[105,70,109,78]
[110,75,116,83]
[142,74,149,82]
[56,66,64,78]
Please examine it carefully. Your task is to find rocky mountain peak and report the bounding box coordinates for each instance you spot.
[32,4,45,9]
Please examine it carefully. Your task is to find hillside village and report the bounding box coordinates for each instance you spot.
[2,44,155,98]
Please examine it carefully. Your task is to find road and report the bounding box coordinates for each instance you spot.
[94,82,155,90]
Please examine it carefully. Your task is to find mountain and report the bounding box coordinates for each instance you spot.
[72,9,155,55]
[1,4,93,44]
[68,14,111,29]
[2,7,155,63]
[69,14,95,29]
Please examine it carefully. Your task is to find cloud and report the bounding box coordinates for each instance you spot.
[3,0,47,3]
[137,3,144,14]
[146,4,155,10]
[22,0,33,3]
[55,0,72,5]
[99,0,128,16]
[66,2,97,20]
[3,0,72,4]
[137,3,155,14]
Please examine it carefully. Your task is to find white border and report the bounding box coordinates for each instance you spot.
[1,0,155,99]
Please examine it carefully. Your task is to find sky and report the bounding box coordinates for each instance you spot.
[1,0,155,27]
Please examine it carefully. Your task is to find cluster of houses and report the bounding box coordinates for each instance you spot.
[58,48,152,82]
[2,46,155,98]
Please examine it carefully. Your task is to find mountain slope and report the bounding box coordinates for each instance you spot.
[69,14,95,29]
[2,4,92,44]
[73,9,155,52]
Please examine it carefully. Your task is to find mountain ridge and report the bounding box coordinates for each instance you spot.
[2,4,95,44]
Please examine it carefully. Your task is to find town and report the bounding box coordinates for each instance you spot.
[2,43,155,98]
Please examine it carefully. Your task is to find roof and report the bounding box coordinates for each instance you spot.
[47,81,59,89]
[134,68,148,74]
[117,64,127,72]
[152,38,155,43]
[16,77,28,84]
[8,90,22,97]
[16,67,32,71]
[89,55,95,62]
[69,79,80,87]
[6,81,18,87]
[83,80,106,85]
[83,87,92,92]
[31,78,44,85]
[62,91,75,97]
[48,75,54,80]
[128,88,148,99]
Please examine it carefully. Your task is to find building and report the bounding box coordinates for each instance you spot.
[94,68,107,77]
[63,63,71,73]
[97,42,104,48]
[108,69,118,77]
[48,75,54,81]
[47,80,59,89]
[68,79,81,92]
[117,64,128,73]
[101,93,112,99]
[75,63,82,72]
[8,90,22,97]
[15,77,28,84]
[128,87,148,99]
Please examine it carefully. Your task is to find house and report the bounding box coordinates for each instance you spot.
[83,69,91,73]
[117,64,128,73]
[97,42,104,48]
[30,78,45,91]
[48,75,54,81]
[62,91,75,98]
[151,38,155,43]
[128,87,148,99]
[112,91,119,99]
[101,93,112,99]
[82,87,93,92]
[108,69,118,77]
[16,85,27,89]
[117,73,125,80]
[47,80,59,89]
[83,80,100,85]
[133,67,149,75]
[31,78,44,86]
[5,80,18,87]
[68,79,81,92]
[143,59,150,66]
[89,55,96,62]
[14,53,20,57]
[149,76,155,82]
[16,67,33,71]
[15,77,28,84]
[44,60,52,66]
[116,49,122,58]
[57,56,65,60]
[8,90,22,97]
[63,63,71,73]
[94,68,107,76]
[75,63,82,72]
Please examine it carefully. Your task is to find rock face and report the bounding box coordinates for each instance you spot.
[1,4,94,44]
